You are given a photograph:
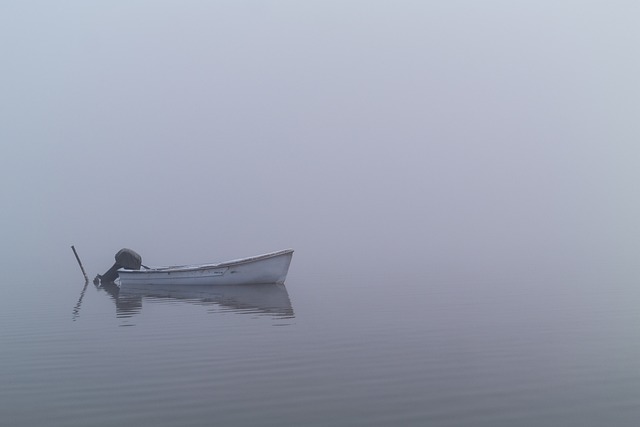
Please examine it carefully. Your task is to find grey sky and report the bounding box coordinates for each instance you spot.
[1,2,638,282]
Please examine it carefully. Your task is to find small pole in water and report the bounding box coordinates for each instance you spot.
[71,245,89,284]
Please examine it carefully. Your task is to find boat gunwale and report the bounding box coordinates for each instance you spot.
[118,249,294,274]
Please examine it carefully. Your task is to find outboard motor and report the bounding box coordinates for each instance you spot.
[95,248,142,284]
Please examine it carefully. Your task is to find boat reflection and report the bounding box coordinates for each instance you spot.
[97,283,294,319]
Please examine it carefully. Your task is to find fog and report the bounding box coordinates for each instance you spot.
[1,2,639,284]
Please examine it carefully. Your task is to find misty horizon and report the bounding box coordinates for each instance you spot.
[2,2,638,284]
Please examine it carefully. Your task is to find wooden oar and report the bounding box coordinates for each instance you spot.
[71,245,89,284]
[71,245,90,320]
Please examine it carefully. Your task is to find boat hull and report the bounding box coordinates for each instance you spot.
[117,249,294,286]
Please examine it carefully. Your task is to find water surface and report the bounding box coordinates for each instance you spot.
[2,263,639,427]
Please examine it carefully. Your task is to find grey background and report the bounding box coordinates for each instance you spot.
[1,1,638,282]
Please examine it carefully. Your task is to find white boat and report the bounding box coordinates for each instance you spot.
[117,249,294,286]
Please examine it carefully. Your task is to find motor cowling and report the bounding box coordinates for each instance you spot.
[96,248,142,283]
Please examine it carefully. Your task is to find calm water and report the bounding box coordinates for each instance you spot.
[2,260,640,427]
